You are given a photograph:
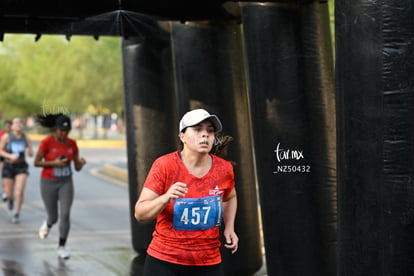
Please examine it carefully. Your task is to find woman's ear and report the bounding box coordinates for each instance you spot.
[178,132,185,143]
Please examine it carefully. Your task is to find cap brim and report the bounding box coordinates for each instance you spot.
[207,115,222,132]
[187,115,222,132]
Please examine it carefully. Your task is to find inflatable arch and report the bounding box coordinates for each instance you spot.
[2,0,413,275]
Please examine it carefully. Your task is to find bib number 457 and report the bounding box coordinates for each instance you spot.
[180,206,211,225]
[173,195,222,231]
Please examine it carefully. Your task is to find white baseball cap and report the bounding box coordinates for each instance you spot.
[179,109,222,133]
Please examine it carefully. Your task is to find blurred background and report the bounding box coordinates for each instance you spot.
[0,35,124,140]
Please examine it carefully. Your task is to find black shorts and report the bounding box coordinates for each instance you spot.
[143,255,224,276]
[2,161,29,178]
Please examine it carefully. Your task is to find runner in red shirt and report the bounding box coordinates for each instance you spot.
[33,113,86,260]
[135,109,238,276]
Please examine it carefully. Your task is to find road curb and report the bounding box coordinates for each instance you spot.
[90,164,128,188]
[28,134,126,148]
[102,164,128,181]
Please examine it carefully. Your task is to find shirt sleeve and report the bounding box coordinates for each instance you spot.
[224,162,235,198]
[143,158,167,195]
[38,136,49,153]
[71,140,79,156]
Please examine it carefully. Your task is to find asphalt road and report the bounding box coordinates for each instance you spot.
[0,143,136,276]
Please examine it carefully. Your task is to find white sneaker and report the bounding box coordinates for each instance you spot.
[38,220,50,240]
[57,246,70,259]
[12,214,19,224]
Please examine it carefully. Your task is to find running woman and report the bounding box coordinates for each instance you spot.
[34,113,86,259]
[0,117,34,223]
[135,108,238,276]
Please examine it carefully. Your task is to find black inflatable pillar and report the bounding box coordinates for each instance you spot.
[336,0,414,275]
[170,21,263,275]
[121,32,176,258]
[241,2,336,276]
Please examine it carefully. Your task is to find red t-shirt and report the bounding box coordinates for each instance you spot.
[144,151,235,266]
[0,130,6,152]
[38,135,79,179]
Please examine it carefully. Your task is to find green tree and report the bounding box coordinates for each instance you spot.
[0,34,123,125]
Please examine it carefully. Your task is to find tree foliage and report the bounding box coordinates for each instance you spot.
[0,34,123,120]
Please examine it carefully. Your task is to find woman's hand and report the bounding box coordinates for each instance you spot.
[223,230,239,254]
[165,182,188,202]
[74,155,86,171]
[7,153,19,163]
[78,157,86,167]
[54,156,68,167]
[135,184,187,222]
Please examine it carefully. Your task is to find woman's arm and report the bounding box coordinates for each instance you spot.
[135,182,188,222]
[26,135,34,157]
[73,152,86,171]
[33,150,67,167]
[222,188,239,253]
[0,134,17,161]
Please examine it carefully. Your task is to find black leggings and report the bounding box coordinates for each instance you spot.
[143,255,224,276]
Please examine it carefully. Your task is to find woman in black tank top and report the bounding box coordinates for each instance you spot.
[0,117,34,223]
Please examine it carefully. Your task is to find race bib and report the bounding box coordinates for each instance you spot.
[173,195,223,231]
[10,141,25,157]
[53,165,72,178]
